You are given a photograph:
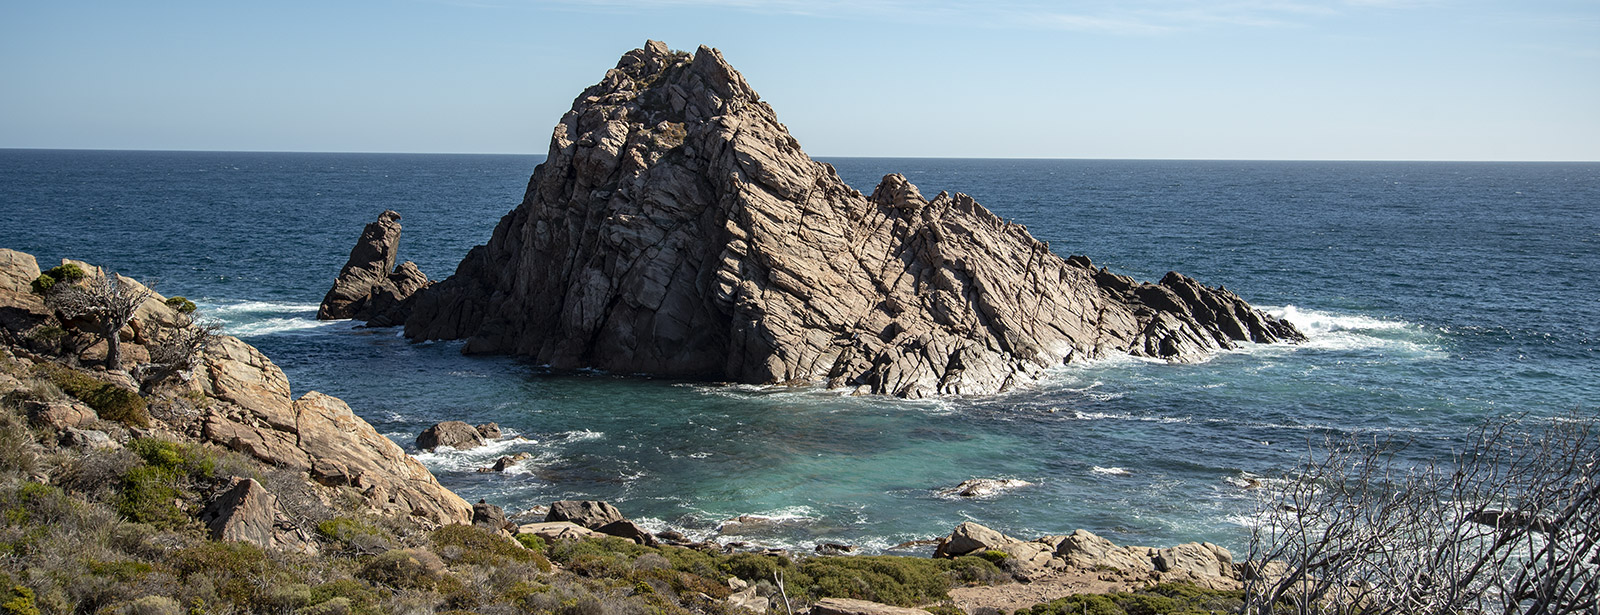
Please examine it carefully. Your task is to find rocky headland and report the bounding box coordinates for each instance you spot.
[394,41,1302,398]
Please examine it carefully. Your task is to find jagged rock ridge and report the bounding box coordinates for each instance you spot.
[318,209,430,325]
[404,41,1303,398]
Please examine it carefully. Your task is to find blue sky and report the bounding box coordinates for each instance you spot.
[2,0,1596,160]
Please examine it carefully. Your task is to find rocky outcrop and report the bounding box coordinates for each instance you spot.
[545,500,625,529]
[404,41,1302,398]
[318,210,431,324]
[809,598,931,615]
[200,477,318,555]
[934,523,1239,589]
[415,420,488,452]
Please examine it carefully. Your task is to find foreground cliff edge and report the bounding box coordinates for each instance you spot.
[400,41,1303,398]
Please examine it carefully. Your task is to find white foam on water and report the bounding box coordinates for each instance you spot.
[199,300,323,315]
[1071,410,1191,424]
[409,437,538,474]
[1258,305,1443,357]
[1092,466,1131,476]
[228,317,341,337]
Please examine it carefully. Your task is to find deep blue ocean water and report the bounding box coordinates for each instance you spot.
[2,149,1596,553]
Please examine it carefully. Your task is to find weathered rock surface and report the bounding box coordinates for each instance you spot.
[934,521,1019,558]
[195,336,472,525]
[318,210,431,323]
[597,519,658,546]
[809,598,931,615]
[403,41,1303,398]
[517,521,601,542]
[545,500,625,529]
[200,477,317,555]
[415,420,486,452]
[934,523,1239,588]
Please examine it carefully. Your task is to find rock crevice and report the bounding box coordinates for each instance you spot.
[404,41,1303,397]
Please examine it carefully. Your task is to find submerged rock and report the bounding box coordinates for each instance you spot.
[318,210,431,324]
[941,478,1032,498]
[404,41,1303,398]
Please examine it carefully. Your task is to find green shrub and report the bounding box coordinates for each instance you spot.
[306,579,382,615]
[163,297,197,314]
[317,517,384,544]
[0,586,39,615]
[23,326,65,346]
[1015,582,1244,615]
[28,275,54,295]
[358,549,454,592]
[430,524,539,568]
[115,465,184,528]
[45,264,85,283]
[129,438,216,479]
[515,533,546,553]
[977,549,1010,565]
[34,363,149,428]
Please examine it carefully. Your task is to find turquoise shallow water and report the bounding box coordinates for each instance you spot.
[2,150,1596,553]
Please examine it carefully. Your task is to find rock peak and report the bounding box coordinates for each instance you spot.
[403,44,1303,398]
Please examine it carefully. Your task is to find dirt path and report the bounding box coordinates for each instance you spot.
[947,568,1151,614]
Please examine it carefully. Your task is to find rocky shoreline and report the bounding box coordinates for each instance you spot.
[0,246,1251,614]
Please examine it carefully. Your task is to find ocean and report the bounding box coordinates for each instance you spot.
[2,149,1596,554]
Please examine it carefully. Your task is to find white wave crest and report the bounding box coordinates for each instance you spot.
[200,300,323,315]
[228,317,340,337]
[1261,305,1442,356]
[1092,466,1131,476]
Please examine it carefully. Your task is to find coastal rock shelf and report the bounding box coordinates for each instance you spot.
[403,41,1303,398]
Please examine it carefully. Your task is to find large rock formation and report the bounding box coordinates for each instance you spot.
[318,210,431,324]
[404,41,1302,398]
[0,250,472,526]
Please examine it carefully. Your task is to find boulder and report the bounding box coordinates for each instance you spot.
[933,521,1018,558]
[478,452,532,473]
[475,422,502,439]
[940,478,1032,498]
[318,210,431,323]
[518,521,601,542]
[60,427,118,450]
[403,41,1303,397]
[1153,542,1233,579]
[0,249,40,294]
[24,399,96,430]
[597,519,657,546]
[545,500,625,529]
[1052,529,1155,573]
[472,500,513,532]
[199,477,317,555]
[416,420,485,452]
[728,586,769,614]
[998,540,1057,577]
[809,598,931,615]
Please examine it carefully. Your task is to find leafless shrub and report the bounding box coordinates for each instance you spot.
[46,272,154,370]
[136,322,219,393]
[1245,414,1599,615]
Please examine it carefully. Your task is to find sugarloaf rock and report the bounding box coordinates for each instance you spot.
[404,41,1303,398]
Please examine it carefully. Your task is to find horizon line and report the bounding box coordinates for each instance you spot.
[2,147,1597,164]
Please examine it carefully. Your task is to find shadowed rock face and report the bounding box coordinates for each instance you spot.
[405,41,1303,398]
[318,210,430,323]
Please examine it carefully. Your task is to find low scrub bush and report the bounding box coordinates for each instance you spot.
[44,264,85,283]
[28,275,54,295]
[430,524,542,568]
[162,296,196,314]
[34,363,148,428]
[1017,583,1244,615]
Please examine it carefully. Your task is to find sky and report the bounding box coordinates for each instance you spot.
[1,0,1597,160]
